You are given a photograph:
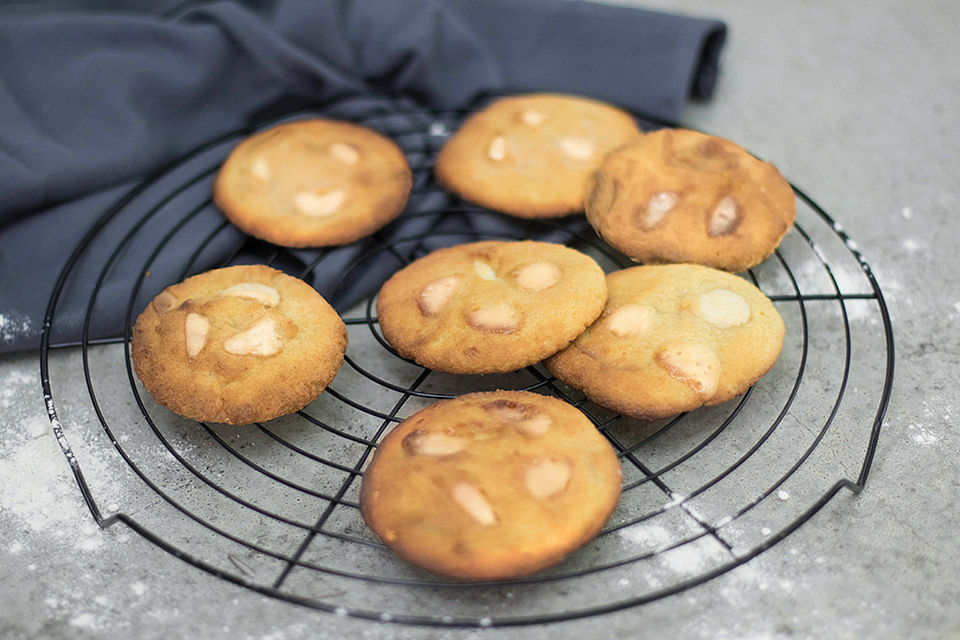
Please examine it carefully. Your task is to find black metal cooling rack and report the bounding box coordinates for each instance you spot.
[39,92,894,628]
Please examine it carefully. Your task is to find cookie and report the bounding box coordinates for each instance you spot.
[545,264,785,420]
[213,119,412,247]
[585,128,796,271]
[131,265,347,425]
[436,93,642,218]
[360,391,622,580]
[376,240,607,374]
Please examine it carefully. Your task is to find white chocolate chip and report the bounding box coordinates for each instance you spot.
[524,459,571,499]
[692,289,751,328]
[516,413,552,436]
[222,283,281,307]
[223,317,282,357]
[483,400,553,435]
[483,399,528,422]
[709,196,741,236]
[472,260,498,281]
[559,137,595,160]
[451,483,496,525]
[418,276,461,316]
[402,430,467,456]
[655,342,721,399]
[293,189,346,217]
[329,142,360,165]
[520,110,546,126]
[466,306,519,333]
[640,191,678,229]
[516,262,561,291]
[184,313,209,359]
[251,157,270,182]
[606,304,655,337]
[487,135,507,161]
[153,291,178,314]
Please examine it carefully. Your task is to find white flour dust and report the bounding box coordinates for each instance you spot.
[617,522,729,577]
[0,312,31,344]
[0,395,113,635]
[909,401,950,447]
[0,413,106,552]
[2,369,35,408]
[911,428,940,446]
[0,367,123,558]
[617,522,671,549]
[901,238,921,252]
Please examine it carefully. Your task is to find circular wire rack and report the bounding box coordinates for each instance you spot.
[40,92,893,628]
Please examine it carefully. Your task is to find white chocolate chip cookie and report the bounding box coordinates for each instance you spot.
[376,240,607,374]
[131,265,347,425]
[545,264,785,420]
[359,391,622,580]
[585,128,796,272]
[435,93,641,218]
[213,119,412,248]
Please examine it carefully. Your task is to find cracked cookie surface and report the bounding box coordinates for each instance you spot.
[545,264,785,420]
[376,240,607,374]
[585,128,795,271]
[213,119,412,247]
[360,391,622,580]
[436,93,641,218]
[131,265,346,424]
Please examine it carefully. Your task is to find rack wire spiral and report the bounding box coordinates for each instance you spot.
[39,92,894,627]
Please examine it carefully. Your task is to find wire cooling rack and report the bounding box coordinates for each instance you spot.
[40,92,893,627]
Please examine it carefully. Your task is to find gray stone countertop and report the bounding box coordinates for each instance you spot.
[2,1,958,638]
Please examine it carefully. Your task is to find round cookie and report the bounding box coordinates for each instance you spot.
[585,128,796,271]
[436,93,642,218]
[376,240,607,374]
[131,265,347,425]
[213,119,412,247]
[360,390,622,580]
[545,264,785,420]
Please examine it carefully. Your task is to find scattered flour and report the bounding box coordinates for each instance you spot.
[69,611,100,631]
[2,370,35,408]
[661,539,728,575]
[901,238,921,252]
[617,523,671,549]
[0,367,117,559]
[901,206,913,220]
[617,522,729,577]
[0,312,31,344]
[0,415,87,534]
[908,423,940,446]
[910,402,949,447]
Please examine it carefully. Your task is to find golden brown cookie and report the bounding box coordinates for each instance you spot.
[360,390,622,580]
[585,128,796,271]
[436,93,642,218]
[545,264,785,420]
[376,240,607,374]
[131,265,347,425]
[213,119,412,247]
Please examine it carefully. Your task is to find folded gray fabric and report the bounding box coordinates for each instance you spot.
[0,0,726,352]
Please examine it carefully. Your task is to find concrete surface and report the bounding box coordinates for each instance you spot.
[2,1,959,638]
